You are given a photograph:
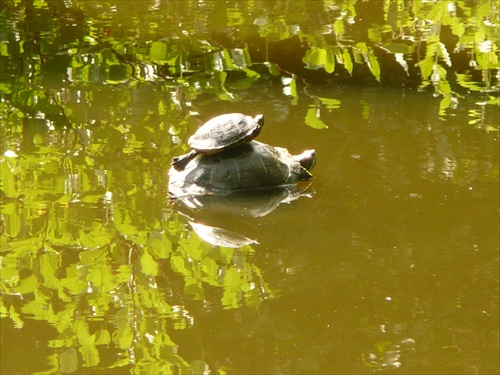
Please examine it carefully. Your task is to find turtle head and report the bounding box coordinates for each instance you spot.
[254,114,264,128]
[248,114,264,139]
[295,149,316,181]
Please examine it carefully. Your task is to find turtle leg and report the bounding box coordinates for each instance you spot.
[172,150,197,171]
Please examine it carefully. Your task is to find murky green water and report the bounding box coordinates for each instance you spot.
[1,1,499,374]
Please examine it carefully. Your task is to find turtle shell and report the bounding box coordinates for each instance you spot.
[169,141,315,197]
[189,113,264,152]
[171,113,264,171]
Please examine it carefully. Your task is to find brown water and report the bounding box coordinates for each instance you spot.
[1,1,499,374]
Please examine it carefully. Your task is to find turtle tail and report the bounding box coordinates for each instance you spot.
[171,150,197,171]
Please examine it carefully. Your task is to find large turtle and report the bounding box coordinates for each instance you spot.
[168,141,316,197]
[171,113,264,171]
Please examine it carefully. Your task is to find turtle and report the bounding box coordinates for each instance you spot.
[168,140,316,197]
[171,113,264,171]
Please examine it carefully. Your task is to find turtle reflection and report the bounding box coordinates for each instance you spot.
[172,186,314,248]
[188,221,258,248]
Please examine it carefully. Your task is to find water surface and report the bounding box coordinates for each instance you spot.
[1,1,499,374]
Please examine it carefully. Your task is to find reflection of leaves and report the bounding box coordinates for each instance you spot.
[355,43,381,82]
[334,19,345,39]
[39,253,62,289]
[303,46,355,75]
[149,41,179,65]
[221,268,244,308]
[325,48,335,73]
[343,48,353,75]
[113,320,134,350]
[58,348,79,373]
[1,259,20,288]
[95,329,111,345]
[140,250,159,276]
[185,281,205,300]
[476,51,499,70]
[282,77,297,98]
[15,274,38,294]
[7,305,24,329]
[487,96,500,106]
[438,42,452,67]
[439,94,454,118]
[257,16,292,42]
[318,97,341,111]
[305,106,328,129]
[61,264,88,295]
[366,48,381,82]
[267,62,281,76]
[303,48,324,69]
[148,235,172,259]
[80,342,100,367]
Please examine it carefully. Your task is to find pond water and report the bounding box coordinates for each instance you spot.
[1,1,499,374]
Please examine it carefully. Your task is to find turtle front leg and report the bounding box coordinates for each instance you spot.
[172,150,198,171]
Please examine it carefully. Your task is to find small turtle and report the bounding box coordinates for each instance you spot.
[171,113,264,171]
[168,141,316,197]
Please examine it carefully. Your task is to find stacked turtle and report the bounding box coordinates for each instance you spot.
[169,113,316,197]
